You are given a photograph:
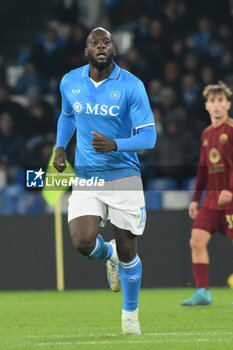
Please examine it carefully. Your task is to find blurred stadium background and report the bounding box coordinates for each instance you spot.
[0,0,233,290]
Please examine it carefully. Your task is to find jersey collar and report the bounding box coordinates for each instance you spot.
[82,62,120,80]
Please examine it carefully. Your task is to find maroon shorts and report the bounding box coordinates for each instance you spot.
[193,207,233,239]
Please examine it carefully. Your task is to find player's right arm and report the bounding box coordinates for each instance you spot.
[218,125,233,206]
[189,132,208,219]
[53,75,76,173]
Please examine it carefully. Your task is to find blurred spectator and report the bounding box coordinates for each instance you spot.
[30,25,67,84]
[108,0,146,28]
[65,23,88,71]
[183,52,199,75]
[169,38,186,62]
[78,0,110,29]
[0,55,6,84]
[25,98,54,138]
[217,24,232,47]
[26,137,54,167]
[144,19,168,76]
[115,56,131,71]
[208,36,224,59]
[148,79,163,105]
[125,48,150,83]
[199,65,216,86]
[0,83,26,132]
[0,111,25,168]
[148,114,200,183]
[181,73,200,111]
[219,50,233,77]
[133,13,151,51]
[152,104,163,136]
[162,0,187,38]
[159,87,177,122]
[192,17,213,54]
[39,141,54,165]
[163,61,180,90]
[49,0,79,24]
[14,61,46,96]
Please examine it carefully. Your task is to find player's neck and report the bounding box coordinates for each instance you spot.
[89,63,114,82]
[211,115,229,128]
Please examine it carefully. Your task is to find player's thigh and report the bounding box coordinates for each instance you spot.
[68,190,106,245]
[224,210,233,239]
[69,215,101,246]
[190,228,212,249]
[106,179,146,236]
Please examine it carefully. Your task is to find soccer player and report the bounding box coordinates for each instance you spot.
[181,81,233,306]
[53,27,156,333]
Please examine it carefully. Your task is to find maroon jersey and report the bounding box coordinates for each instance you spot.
[193,118,233,210]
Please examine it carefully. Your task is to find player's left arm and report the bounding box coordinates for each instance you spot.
[91,80,156,153]
[218,132,233,206]
[91,125,156,153]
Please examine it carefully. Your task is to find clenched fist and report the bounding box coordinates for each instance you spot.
[91,131,117,153]
[53,147,67,172]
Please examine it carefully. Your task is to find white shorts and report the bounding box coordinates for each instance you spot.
[67,176,146,235]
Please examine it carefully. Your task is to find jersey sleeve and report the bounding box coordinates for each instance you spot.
[129,81,155,129]
[192,132,208,202]
[227,128,233,192]
[60,74,74,116]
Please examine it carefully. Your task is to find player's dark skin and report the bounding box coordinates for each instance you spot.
[53,28,137,262]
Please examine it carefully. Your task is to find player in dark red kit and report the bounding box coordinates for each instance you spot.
[181,81,233,306]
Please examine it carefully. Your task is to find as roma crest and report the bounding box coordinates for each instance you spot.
[219,133,228,144]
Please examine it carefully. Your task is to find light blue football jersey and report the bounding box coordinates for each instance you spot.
[60,63,155,180]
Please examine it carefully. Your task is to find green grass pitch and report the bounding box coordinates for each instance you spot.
[0,288,233,350]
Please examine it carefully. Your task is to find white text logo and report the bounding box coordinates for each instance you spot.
[86,103,120,116]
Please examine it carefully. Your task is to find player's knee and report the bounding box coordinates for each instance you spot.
[189,237,206,251]
[70,230,95,256]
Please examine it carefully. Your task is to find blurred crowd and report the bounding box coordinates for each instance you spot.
[0,0,233,188]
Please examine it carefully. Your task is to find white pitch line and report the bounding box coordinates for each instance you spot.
[26,331,233,338]
[20,338,230,347]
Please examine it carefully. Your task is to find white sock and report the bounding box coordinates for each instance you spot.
[122,308,138,319]
[109,242,119,264]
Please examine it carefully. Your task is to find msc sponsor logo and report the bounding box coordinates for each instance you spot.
[73,101,120,116]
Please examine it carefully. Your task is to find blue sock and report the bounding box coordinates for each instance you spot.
[119,254,142,311]
[89,234,113,259]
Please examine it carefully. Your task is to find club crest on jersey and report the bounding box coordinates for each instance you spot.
[219,133,228,144]
[110,90,120,100]
[209,148,221,164]
[73,101,84,114]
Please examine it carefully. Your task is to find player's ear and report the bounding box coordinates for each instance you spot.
[84,48,88,57]
[113,46,117,56]
[227,101,231,110]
